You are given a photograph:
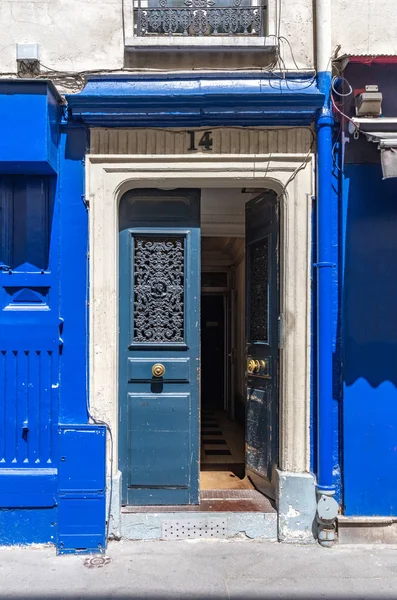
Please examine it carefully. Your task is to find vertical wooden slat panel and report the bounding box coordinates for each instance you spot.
[40,349,51,464]
[0,351,6,462]
[90,127,313,155]
[29,350,40,464]
[0,349,59,467]
[50,351,58,464]
[5,351,17,464]
[20,350,29,464]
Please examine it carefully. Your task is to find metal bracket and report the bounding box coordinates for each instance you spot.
[278,314,284,349]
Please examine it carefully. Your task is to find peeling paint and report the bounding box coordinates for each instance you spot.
[286,505,301,518]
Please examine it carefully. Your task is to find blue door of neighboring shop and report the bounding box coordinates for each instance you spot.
[118,189,201,506]
[245,191,280,496]
[0,175,60,508]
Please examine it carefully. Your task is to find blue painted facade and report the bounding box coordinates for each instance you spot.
[334,60,397,516]
[342,164,397,515]
[1,64,396,548]
[0,81,106,551]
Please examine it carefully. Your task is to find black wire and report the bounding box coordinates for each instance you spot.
[85,401,114,548]
[84,224,114,551]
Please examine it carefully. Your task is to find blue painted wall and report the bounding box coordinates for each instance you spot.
[0,81,60,174]
[0,84,106,549]
[342,163,397,516]
[58,126,89,425]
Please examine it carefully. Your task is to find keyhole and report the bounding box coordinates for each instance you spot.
[22,426,29,441]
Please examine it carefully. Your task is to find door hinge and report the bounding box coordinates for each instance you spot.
[278,314,284,349]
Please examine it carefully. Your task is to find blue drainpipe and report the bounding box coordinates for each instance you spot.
[315,70,339,547]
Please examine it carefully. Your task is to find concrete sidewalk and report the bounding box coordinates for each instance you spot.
[1,540,397,599]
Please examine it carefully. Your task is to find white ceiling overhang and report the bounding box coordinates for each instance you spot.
[350,118,397,178]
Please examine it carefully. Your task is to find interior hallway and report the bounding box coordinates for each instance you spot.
[200,409,248,490]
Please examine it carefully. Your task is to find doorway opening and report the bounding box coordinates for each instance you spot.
[200,236,252,492]
[199,187,280,505]
[117,186,279,511]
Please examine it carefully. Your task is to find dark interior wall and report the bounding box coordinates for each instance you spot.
[201,294,225,409]
[342,62,397,119]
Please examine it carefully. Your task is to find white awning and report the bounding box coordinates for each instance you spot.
[350,118,397,178]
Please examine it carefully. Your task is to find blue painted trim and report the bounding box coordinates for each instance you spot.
[0,80,61,174]
[0,508,57,545]
[0,469,57,508]
[315,70,336,494]
[66,73,324,127]
[58,126,89,424]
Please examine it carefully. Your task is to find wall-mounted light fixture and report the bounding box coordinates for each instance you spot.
[355,85,383,117]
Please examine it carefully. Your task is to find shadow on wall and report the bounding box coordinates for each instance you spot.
[343,164,397,388]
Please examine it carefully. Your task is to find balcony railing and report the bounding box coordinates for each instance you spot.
[134,0,265,37]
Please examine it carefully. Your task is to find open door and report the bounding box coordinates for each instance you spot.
[245,191,279,498]
[118,189,200,506]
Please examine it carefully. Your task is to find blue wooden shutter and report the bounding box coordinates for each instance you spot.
[0,175,60,507]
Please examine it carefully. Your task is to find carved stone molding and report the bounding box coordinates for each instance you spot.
[86,153,313,477]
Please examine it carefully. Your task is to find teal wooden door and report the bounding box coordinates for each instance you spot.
[245,191,279,498]
[119,189,200,506]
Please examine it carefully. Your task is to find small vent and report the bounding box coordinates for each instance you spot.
[162,518,227,540]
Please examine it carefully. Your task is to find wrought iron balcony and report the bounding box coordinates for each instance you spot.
[134,0,265,37]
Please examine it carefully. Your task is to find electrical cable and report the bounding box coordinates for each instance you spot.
[331,93,357,128]
[332,122,342,172]
[83,217,114,550]
[282,142,314,192]
[33,59,319,93]
[331,75,353,97]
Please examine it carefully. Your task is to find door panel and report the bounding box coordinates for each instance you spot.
[245,191,279,496]
[0,176,60,507]
[119,189,200,506]
[128,393,191,485]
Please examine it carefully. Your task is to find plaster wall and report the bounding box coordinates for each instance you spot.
[0,0,314,74]
[332,0,397,57]
[0,1,124,74]
[0,0,396,80]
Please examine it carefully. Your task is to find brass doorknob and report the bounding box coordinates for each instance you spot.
[152,363,165,378]
[247,359,260,374]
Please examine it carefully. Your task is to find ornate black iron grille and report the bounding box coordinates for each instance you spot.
[133,236,185,343]
[134,0,264,36]
[249,237,269,342]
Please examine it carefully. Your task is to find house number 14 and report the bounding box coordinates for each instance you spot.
[187,130,213,152]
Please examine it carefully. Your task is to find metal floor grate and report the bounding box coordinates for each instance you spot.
[162,518,227,540]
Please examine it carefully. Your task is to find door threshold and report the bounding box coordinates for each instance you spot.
[120,489,277,540]
[121,489,276,514]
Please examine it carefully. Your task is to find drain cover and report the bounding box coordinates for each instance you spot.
[83,556,112,569]
[162,518,227,540]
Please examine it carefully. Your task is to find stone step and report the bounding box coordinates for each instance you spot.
[120,510,277,541]
[337,516,397,544]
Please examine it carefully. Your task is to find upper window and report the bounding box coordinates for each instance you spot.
[133,0,265,37]
[0,176,52,272]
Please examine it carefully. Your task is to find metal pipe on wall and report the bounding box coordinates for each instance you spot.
[315,0,339,546]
